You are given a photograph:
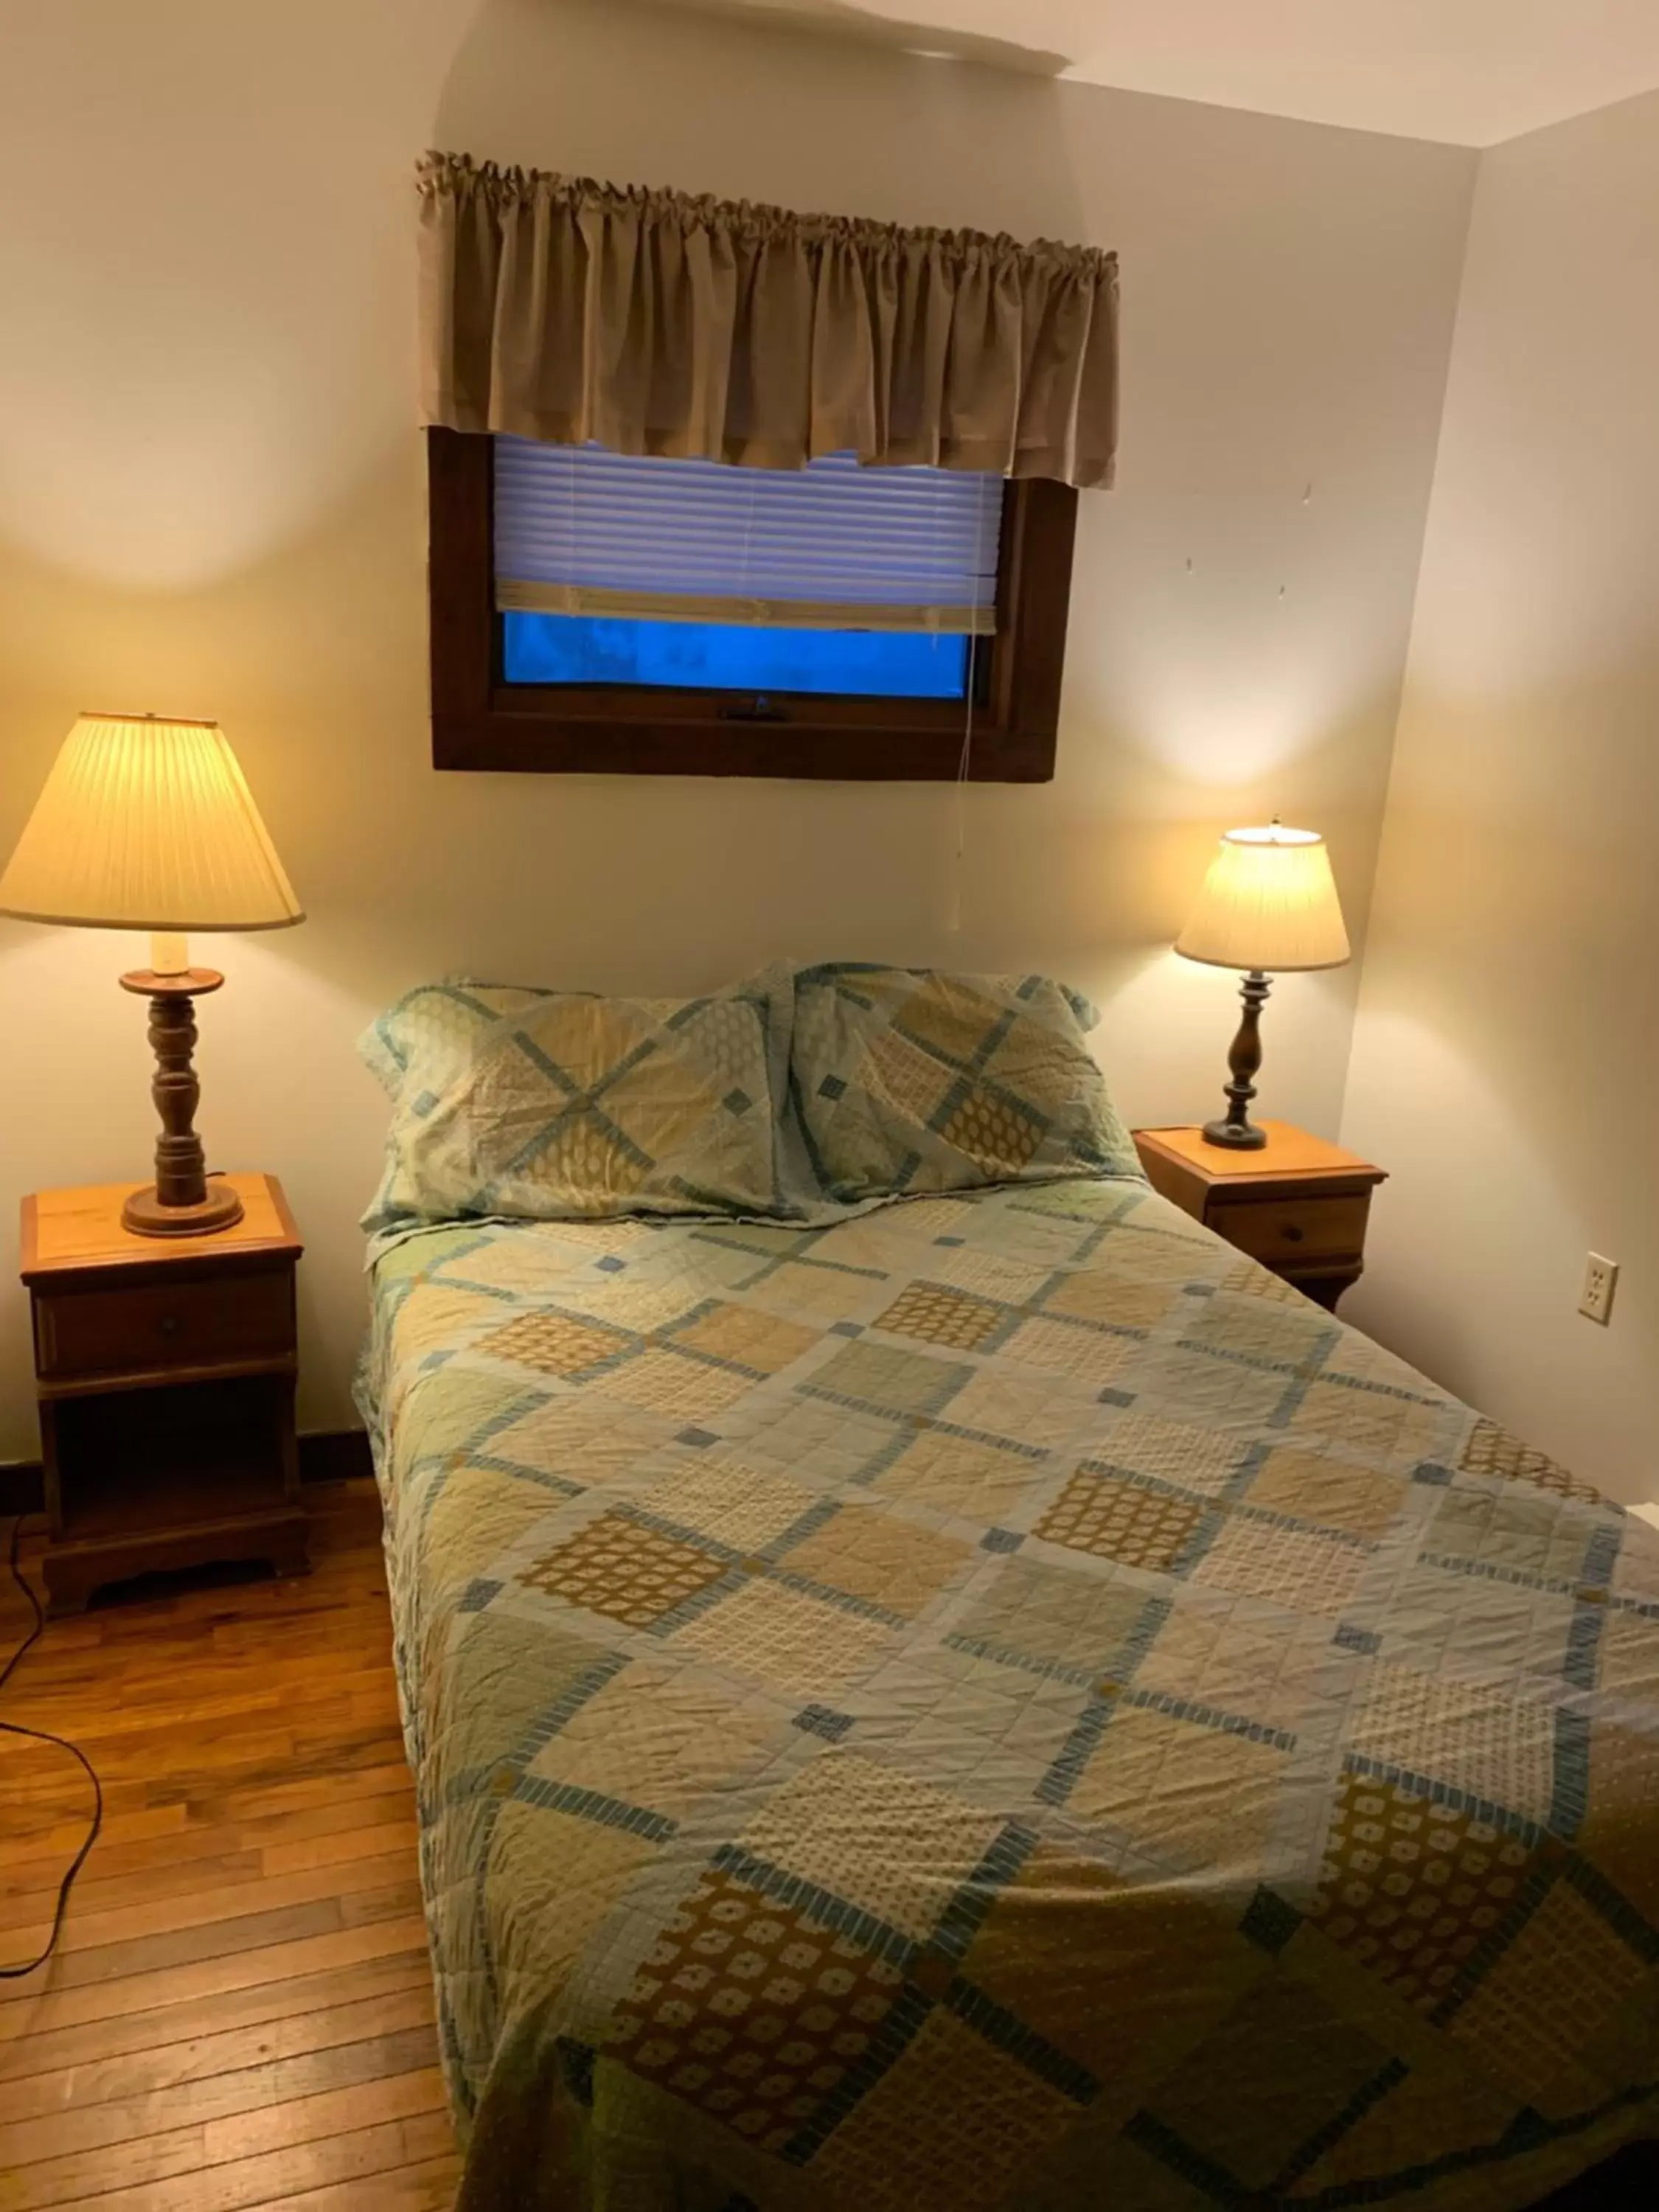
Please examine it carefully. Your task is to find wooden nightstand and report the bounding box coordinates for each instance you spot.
[20,1172,308,1614]
[1133,1121,1386,1312]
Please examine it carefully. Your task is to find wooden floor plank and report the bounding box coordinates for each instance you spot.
[0,1985,437,2127]
[68,2117,457,2212]
[0,1955,434,2098]
[0,1798,414,1902]
[16,2100,451,2212]
[201,2066,445,2168]
[1,1894,352,2000]
[4,1669,399,1747]
[206,1762,415,1827]
[0,1484,455,2208]
[260,1816,418,1879]
[4,2025,439,2169]
[0,1914,431,2037]
[0,1804,188,1874]
[10,2107,210,2208]
[256,2150,462,2212]
[2,1714,299,1779]
[3,1846,265,1928]
[5,1846,417,1958]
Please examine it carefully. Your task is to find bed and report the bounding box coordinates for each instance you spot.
[363,1169,1659,2211]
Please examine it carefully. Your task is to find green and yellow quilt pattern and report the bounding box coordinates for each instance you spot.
[364,1178,1659,2211]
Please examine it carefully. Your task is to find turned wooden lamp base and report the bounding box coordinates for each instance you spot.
[121,1180,245,1237]
[1202,970,1275,1152]
[119,965,245,1239]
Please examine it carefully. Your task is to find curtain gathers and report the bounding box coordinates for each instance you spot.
[417,153,1119,490]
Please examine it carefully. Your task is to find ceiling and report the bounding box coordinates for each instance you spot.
[656,1,1659,146]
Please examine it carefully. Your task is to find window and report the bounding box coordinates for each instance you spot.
[495,440,997,704]
[503,616,971,700]
[428,430,1078,779]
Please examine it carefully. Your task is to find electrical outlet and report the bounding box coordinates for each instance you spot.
[1579,1253,1618,1326]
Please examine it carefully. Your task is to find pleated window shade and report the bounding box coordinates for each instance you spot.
[493,438,1006,636]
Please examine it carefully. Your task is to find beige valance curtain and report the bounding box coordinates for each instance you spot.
[417,153,1119,489]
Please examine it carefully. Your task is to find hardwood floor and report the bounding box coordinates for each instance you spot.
[0,1480,459,2210]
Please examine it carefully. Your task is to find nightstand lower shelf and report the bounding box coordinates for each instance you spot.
[41,1371,305,1613]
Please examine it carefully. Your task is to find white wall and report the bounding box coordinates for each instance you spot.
[0,0,1473,1456]
[1342,88,1659,1505]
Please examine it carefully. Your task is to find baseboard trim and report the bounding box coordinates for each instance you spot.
[0,1427,374,1519]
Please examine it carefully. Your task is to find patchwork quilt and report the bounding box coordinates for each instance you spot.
[364,1176,1659,2211]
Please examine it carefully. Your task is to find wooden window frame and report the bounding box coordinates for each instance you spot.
[427,428,1077,781]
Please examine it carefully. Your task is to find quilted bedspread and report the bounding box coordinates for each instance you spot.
[363,1175,1659,2211]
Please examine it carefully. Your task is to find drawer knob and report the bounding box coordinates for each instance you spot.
[159,1313,182,1336]
[1281,1223,1305,1244]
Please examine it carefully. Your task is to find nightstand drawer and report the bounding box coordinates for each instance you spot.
[1211,1193,1371,1267]
[35,1270,294,1380]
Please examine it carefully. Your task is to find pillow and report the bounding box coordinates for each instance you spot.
[789,964,1141,1204]
[361,971,792,1231]
[361,979,558,1106]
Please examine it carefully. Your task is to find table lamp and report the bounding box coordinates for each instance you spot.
[1175,821,1350,1150]
[0,712,303,1236]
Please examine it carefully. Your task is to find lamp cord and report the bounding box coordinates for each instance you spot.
[0,1514,103,1978]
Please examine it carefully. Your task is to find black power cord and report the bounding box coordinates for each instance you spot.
[1,1514,103,1978]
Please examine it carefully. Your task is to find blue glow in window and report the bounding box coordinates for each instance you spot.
[502,613,970,700]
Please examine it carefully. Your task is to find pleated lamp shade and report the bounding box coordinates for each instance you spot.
[1175,824,1350,974]
[0,714,302,933]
